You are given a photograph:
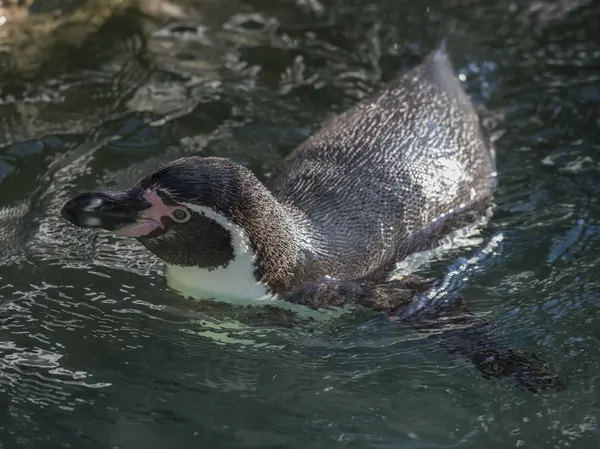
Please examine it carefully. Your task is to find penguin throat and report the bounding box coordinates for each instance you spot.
[164,203,274,303]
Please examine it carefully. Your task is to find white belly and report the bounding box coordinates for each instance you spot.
[165,264,273,304]
[164,265,347,320]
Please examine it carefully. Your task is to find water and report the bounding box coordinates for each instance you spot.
[1,0,599,447]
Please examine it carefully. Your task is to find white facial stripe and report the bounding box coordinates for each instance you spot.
[164,203,271,302]
[164,203,346,320]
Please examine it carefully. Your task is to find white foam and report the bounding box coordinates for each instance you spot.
[391,212,491,278]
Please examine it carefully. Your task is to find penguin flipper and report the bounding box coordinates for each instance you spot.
[403,300,567,392]
[281,275,432,313]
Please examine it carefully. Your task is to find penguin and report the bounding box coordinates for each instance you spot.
[61,42,565,392]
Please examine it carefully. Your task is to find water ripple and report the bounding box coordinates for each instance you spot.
[0,0,599,448]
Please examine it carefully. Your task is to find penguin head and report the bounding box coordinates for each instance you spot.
[61,157,251,271]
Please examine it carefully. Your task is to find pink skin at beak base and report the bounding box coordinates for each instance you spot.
[114,190,179,238]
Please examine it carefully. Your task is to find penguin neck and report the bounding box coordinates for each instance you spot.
[162,164,316,302]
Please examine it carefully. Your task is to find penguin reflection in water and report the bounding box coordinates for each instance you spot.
[62,42,565,392]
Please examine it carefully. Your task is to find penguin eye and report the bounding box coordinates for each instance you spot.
[171,208,191,223]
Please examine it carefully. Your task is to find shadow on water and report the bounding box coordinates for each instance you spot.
[1,0,599,447]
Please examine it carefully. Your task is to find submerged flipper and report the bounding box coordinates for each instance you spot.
[397,291,566,392]
[284,274,566,392]
[281,275,433,313]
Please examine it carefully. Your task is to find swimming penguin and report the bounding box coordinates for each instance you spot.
[61,42,565,392]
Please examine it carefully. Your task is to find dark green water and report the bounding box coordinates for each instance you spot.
[1,0,599,447]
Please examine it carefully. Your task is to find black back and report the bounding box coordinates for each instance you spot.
[269,45,496,282]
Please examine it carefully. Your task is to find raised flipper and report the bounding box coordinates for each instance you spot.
[281,275,434,313]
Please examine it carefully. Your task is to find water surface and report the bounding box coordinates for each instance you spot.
[1,0,599,447]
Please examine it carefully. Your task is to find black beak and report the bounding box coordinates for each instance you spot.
[61,188,150,231]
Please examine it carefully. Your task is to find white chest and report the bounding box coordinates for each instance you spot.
[163,202,271,303]
[164,263,273,304]
[164,264,346,320]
